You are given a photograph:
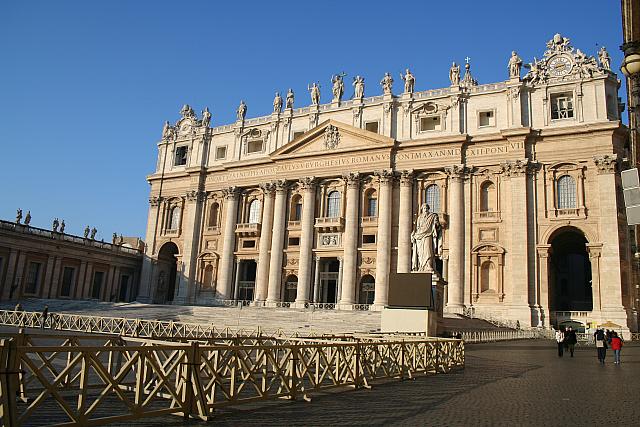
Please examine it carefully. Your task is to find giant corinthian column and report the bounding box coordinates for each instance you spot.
[266,180,288,303]
[374,170,394,306]
[295,177,316,304]
[445,165,466,312]
[397,170,414,273]
[340,172,360,305]
[217,187,239,299]
[254,182,275,302]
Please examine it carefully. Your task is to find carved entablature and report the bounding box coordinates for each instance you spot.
[523,33,607,86]
[593,155,617,174]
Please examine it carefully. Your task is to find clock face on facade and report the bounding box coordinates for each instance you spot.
[548,54,573,77]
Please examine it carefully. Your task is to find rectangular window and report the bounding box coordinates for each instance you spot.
[363,234,376,244]
[288,237,300,246]
[420,116,441,132]
[293,131,304,139]
[91,271,104,299]
[365,121,379,133]
[60,266,75,297]
[247,140,263,154]
[478,110,495,127]
[550,93,574,120]
[174,146,188,166]
[25,262,42,294]
[215,146,227,160]
[242,239,256,248]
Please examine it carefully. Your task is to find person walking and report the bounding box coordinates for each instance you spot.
[565,326,577,357]
[555,328,565,357]
[594,328,607,364]
[41,305,49,329]
[610,332,624,364]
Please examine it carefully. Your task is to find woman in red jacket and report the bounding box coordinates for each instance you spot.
[610,332,624,364]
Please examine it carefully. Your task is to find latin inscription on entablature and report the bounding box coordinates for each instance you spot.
[465,141,524,159]
[396,148,461,162]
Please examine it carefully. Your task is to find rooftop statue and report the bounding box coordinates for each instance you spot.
[59,220,65,233]
[84,226,90,239]
[179,104,196,119]
[449,62,460,85]
[16,209,22,224]
[286,88,295,109]
[52,218,59,232]
[201,107,211,127]
[236,100,247,121]
[411,203,441,273]
[598,46,611,71]
[308,82,321,106]
[401,68,415,94]
[380,72,393,95]
[162,121,174,140]
[273,92,283,114]
[24,211,31,226]
[508,51,523,79]
[331,73,346,102]
[353,75,365,99]
[90,227,97,240]
[112,232,118,244]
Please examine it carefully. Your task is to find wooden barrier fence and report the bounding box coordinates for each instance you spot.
[0,332,464,426]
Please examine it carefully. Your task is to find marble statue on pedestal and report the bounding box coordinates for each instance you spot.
[162,121,174,140]
[273,92,283,114]
[286,88,295,109]
[401,69,415,94]
[201,107,211,127]
[90,227,97,240]
[24,211,31,226]
[59,220,65,233]
[449,62,460,85]
[16,209,22,224]
[598,46,611,71]
[52,218,59,232]
[84,226,90,238]
[353,75,365,99]
[331,73,345,102]
[308,83,321,106]
[380,72,393,95]
[236,100,247,121]
[112,232,118,244]
[508,51,523,78]
[411,203,441,273]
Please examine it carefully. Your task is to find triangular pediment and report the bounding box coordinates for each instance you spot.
[271,120,394,158]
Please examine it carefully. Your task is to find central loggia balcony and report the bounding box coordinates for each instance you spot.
[235,222,261,237]
[314,216,344,232]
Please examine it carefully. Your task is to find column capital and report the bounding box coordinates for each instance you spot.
[259,182,275,195]
[500,159,535,177]
[149,196,163,206]
[299,176,317,190]
[235,258,242,265]
[536,244,551,258]
[586,243,603,258]
[343,172,361,188]
[374,169,394,185]
[593,155,617,174]
[444,164,468,181]
[185,190,207,202]
[222,186,240,199]
[274,179,289,193]
[399,169,415,187]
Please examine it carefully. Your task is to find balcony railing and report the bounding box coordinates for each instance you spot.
[556,208,579,217]
[287,220,301,229]
[314,216,344,232]
[205,225,221,234]
[361,216,378,225]
[476,211,500,220]
[164,228,180,237]
[235,222,261,236]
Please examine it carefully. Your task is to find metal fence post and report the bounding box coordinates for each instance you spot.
[0,338,19,426]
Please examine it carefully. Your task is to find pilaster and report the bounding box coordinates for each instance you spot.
[255,182,275,302]
[174,189,206,304]
[218,187,240,299]
[374,170,394,307]
[444,165,466,312]
[397,170,414,273]
[267,180,288,303]
[295,177,317,304]
[340,172,360,305]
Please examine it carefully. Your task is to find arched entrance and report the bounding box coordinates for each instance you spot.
[156,242,179,304]
[284,274,298,302]
[549,227,592,313]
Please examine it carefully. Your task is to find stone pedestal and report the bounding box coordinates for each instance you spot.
[381,308,438,336]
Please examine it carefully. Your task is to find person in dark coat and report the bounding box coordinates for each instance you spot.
[594,328,607,364]
[565,327,577,357]
[41,305,49,329]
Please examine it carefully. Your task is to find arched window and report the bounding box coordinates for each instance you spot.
[425,184,440,213]
[480,261,495,293]
[480,181,496,212]
[248,199,261,224]
[290,195,303,221]
[208,203,219,227]
[168,206,181,230]
[557,175,577,209]
[326,191,341,218]
[359,275,375,305]
[365,190,377,217]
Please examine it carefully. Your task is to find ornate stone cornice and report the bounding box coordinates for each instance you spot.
[593,155,617,174]
[343,172,360,188]
[299,176,317,189]
[222,186,240,199]
[400,169,415,187]
[444,164,467,181]
[374,169,394,185]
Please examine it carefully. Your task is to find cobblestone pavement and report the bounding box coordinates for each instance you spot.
[110,339,638,427]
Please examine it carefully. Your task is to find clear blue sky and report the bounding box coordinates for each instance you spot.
[0,0,625,240]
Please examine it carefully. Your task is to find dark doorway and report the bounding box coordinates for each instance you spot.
[549,228,592,312]
[118,274,130,302]
[157,242,179,303]
[319,258,339,303]
[238,260,257,301]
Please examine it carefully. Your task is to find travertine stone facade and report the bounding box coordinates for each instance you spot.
[0,221,142,302]
[139,35,638,332]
